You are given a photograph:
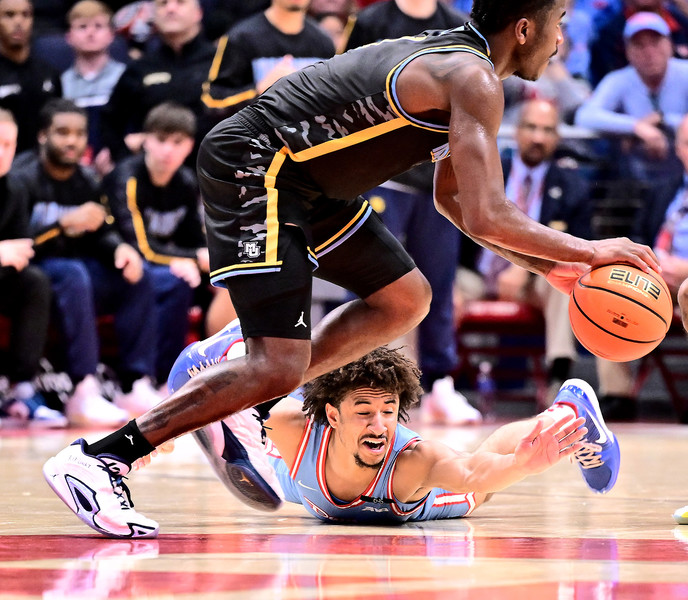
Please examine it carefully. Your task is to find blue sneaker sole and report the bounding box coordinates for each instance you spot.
[193,426,282,512]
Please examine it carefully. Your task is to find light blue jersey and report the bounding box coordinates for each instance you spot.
[269,419,477,523]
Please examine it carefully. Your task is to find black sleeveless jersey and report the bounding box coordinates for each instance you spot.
[245,22,493,199]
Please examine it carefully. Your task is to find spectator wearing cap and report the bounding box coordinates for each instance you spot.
[575,11,688,185]
[575,10,688,422]
[589,0,688,87]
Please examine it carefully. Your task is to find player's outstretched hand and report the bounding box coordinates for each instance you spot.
[590,238,660,274]
[514,415,586,476]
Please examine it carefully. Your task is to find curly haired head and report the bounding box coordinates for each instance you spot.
[302,347,422,425]
[471,0,556,34]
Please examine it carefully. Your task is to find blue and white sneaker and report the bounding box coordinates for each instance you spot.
[168,319,284,512]
[553,378,620,494]
[167,319,247,393]
[43,439,159,538]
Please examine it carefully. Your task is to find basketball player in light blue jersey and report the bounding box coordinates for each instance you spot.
[160,321,618,525]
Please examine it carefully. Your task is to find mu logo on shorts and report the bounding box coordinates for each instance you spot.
[240,241,261,259]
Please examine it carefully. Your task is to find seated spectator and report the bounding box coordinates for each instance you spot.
[469,99,593,400]
[0,108,66,428]
[61,0,127,177]
[14,99,160,427]
[597,112,688,422]
[103,102,208,389]
[0,0,61,154]
[589,0,688,87]
[576,12,688,186]
[102,0,217,165]
[201,0,335,120]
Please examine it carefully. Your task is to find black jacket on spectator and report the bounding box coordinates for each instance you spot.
[0,174,31,240]
[102,154,205,264]
[0,52,61,153]
[11,153,123,261]
[101,33,217,161]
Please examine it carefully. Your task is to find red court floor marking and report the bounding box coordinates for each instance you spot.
[2,568,688,599]
[3,533,688,562]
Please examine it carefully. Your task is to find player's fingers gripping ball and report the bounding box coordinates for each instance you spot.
[568,264,673,362]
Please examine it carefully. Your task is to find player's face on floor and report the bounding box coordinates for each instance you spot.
[328,388,399,470]
[514,0,565,81]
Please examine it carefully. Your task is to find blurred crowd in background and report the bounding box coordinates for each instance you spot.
[1,0,687,430]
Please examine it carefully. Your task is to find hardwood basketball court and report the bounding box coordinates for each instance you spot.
[2,419,688,599]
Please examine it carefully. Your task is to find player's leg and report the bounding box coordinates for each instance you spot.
[167,318,285,511]
[304,202,431,382]
[42,121,315,537]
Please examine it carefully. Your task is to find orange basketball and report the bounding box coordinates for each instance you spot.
[568,264,673,362]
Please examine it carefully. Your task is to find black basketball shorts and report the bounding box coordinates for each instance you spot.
[197,113,416,340]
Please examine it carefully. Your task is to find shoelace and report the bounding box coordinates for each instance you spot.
[254,411,268,446]
[99,463,135,510]
[573,442,604,470]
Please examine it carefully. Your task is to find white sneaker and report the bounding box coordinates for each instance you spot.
[422,376,483,425]
[66,375,129,428]
[114,378,162,419]
[43,438,158,538]
[30,405,69,429]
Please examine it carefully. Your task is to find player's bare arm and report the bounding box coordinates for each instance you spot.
[397,50,659,273]
[393,414,585,502]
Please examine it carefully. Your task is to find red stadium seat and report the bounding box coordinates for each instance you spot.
[453,300,548,411]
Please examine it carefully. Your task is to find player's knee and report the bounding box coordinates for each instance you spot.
[253,362,305,399]
[390,269,432,327]
[245,341,310,398]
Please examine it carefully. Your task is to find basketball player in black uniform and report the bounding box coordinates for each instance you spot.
[44,0,660,538]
